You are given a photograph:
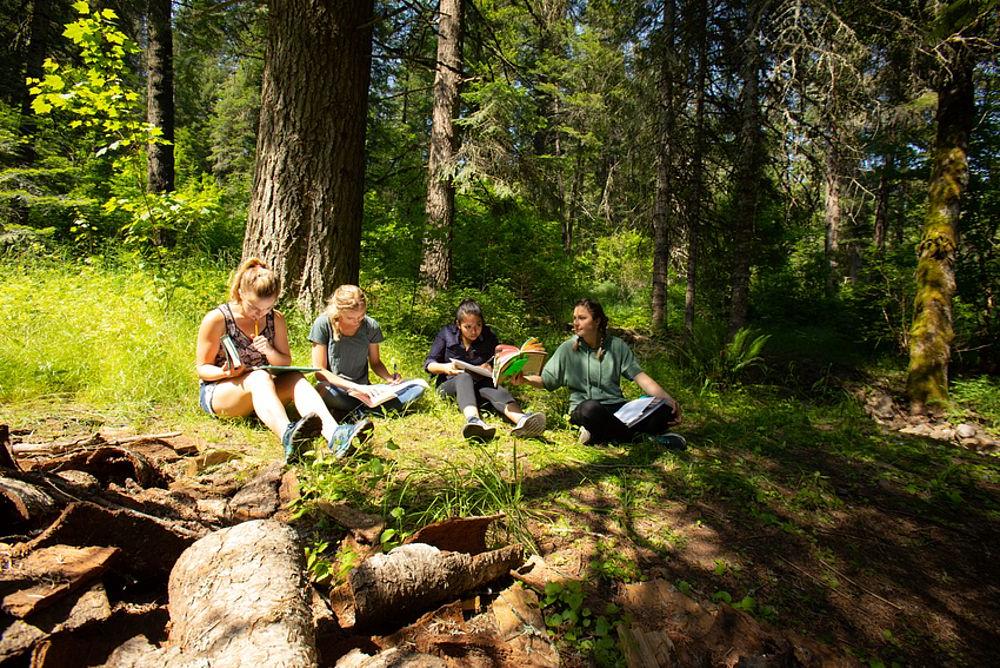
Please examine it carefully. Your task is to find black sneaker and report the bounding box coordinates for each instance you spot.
[462,416,497,441]
[651,432,687,450]
[282,412,323,461]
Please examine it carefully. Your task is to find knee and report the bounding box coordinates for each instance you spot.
[243,369,276,393]
[576,399,604,420]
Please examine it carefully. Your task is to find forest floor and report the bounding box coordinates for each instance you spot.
[4,366,999,667]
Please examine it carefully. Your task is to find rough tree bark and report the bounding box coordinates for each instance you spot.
[906,41,974,412]
[874,149,895,254]
[145,0,174,196]
[420,0,463,290]
[684,0,708,336]
[823,139,841,290]
[160,520,317,667]
[651,0,678,332]
[244,0,374,313]
[727,2,764,337]
[16,0,53,164]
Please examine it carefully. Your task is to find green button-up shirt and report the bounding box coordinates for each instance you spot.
[541,335,643,412]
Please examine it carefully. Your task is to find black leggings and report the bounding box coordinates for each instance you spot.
[570,399,676,444]
[438,372,516,416]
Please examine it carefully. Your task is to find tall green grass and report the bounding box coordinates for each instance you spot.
[0,256,225,411]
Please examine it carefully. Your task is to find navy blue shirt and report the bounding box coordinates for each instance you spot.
[424,323,500,386]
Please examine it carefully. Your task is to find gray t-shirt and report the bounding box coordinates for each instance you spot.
[308,314,384,383]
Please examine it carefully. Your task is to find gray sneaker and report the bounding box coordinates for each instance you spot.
[329,418,374,459]
[511,412,546,438]
[462,416,496,441]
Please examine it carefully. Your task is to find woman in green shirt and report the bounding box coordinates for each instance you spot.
[517,298,683,446]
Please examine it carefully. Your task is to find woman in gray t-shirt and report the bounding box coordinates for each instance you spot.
[310,285,425,416]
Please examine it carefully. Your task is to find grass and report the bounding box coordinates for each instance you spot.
[2,253,999,666]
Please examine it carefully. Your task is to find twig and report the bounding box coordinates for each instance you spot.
[777,555,853,603]
[817,556,904,611]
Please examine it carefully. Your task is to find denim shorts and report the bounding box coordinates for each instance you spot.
[198,381,217,416]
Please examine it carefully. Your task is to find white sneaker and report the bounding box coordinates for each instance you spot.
[578,426,593,445]
[511,412,546,438]
[462,416,496,441]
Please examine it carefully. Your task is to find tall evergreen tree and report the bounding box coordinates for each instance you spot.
[244,0,374,313]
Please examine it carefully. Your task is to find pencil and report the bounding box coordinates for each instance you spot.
[254,320,259,337]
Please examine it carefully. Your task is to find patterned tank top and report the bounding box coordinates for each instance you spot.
[212,303,276,369]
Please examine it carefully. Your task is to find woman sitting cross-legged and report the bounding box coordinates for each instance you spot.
[310,284,425,418]
[424,298,546,441]
[515,298,684,448]
[195,258,372,461]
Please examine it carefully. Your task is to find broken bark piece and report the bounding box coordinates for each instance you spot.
[0,582,111,663]
[332,542,524,632]
[403,514,502,555]
[490,583,559,667]
[618,624,676,668]
[164,519,317,667]
[511,554,579,593]
[0,476,57,528]
[19,501,203,580]
[0,424,19,470]
[227,461,285,521]
[183,448,241,476]
[619,579,715,638]
[30,603,169,668]
[54,469,100,494]
[1,545,118,618]
[30,447,163,488]
[316,500,385,545]
[336,647,448,668]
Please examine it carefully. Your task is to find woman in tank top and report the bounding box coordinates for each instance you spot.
[194,258,373,460]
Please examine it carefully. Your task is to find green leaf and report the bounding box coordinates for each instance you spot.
[101,8,118,19]
[379,528,397,544]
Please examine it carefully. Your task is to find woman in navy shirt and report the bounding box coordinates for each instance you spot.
[425,299,546,440]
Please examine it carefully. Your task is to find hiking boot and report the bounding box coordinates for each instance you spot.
[329,418,375,459]
[282,412,323,462]
[651,432,687,450]
[462,416,496,441]
[578,426,593,445]
[511,412,546,438]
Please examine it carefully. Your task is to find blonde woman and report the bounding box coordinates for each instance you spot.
[310,284,425,416]
[195,259,372,460]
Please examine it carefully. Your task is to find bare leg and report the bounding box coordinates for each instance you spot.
[275,373,338,442]
[243,370,295,438]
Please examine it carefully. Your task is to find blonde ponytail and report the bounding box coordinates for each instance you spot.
[323,284,367,341]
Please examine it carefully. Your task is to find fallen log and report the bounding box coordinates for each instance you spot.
[0,476,57,528]
[12,431,184,456]
[331,542,524,632]
[18,501,203,580]
[403,514,502,555]
[1,545,118,618]
[162,519,318,667]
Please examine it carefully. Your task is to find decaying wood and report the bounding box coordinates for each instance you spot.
[0,475,56,526]
[163,519,317,667]
[227,461,284,522]
[29,447,163,488]
[18,501,202,580]
[511,554,579,593]
[0,582,110,663]
[336,647,448,668]
[316,500,385,545]
[12,431,184,456]
[490,583,559,667]
[403,514,502,555]
[30,603,169,668]
[1,424,19,470]
[618,625,675,668]
[183,448,241,476]
[332,542,524,632]
[1,545,118,618]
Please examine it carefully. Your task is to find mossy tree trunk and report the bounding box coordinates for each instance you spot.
[906,42,974,413]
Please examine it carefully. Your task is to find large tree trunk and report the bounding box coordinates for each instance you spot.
[244,0,374,313]
[874,149,895,254]
[420,0,463,290]
[727,3,764,337]
[145,0,174,195]
[906,43,974,413]
[17,0,53,164]
[651,0,677,332]
[823,140,841,291]
[684,0,708,337]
